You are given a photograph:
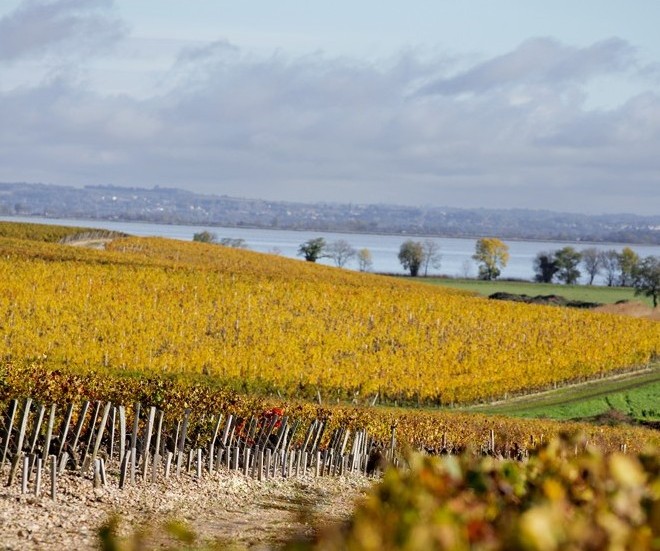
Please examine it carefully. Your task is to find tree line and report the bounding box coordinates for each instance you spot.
[394,238,657,307]
[531,245,659,307]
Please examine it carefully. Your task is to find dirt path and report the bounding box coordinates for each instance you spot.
[0,467,372,550]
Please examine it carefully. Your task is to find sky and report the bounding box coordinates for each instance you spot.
[1,1,659,215]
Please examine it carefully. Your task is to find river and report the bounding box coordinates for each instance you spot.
[2,215,659,283]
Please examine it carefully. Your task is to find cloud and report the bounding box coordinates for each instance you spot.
[0,0,126,62]
[418,37,637,96]
[0,37,658,215]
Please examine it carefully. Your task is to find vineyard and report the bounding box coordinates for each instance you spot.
[0,228,658,408]
[1,222,659,550]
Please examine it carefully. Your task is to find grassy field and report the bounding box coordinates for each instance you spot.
[467,367,660,422]
[423,278,649,305]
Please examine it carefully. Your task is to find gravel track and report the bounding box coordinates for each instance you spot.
[0,464,372,550]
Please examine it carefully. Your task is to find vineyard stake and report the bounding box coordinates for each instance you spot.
[8,452,22,487]
[130,446,136,484]
[266,449,273,479]
[100,458,107,487]
[81,401,102,472]
[118,405,126,466]
[56,403,74,458]
[164,451,173,479]
[233,447,240,472]
[141,406,156,480]
[130,402,141,470]
[176,409,190,477]
[92,402,112,465]
[109,406,116,462]
[42,404,56,462]
[57,452,69,474]
[50,455,56,500]
[119,449,131,489]
[15,398,32,458]
[0,399,18,468]
[93,459,101,488]
[243,447,251,477]
[28,403,46,455]
[152,410,164,481]
[71,401,90,457]
[21,454,29,493]
[208,413,223,474]
[221,415,233,447]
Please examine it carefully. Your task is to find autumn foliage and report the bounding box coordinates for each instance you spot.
[0,225,658,408]
[292,434,660,551]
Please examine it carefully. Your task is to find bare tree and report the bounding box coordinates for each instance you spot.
[600,249,620,287]
[421,239,442,276]
[220,237,248,249]
[357,248,373,272]
[580,247,601,285]
[327,239,357,267]
[460,259,472,279]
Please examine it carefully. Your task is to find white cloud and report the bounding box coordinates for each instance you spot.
[0,0,126,62]
[418,37,637,96]
[0,34,658,214]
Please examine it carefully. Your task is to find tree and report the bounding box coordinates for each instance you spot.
[298,237,326,262]
[219,237,248,249]
[357,248,373,272]
[326,239,357,267]
[633,255,660,308]
[421,239,442,277]
[192,231,217,243]
[600,249,620,287]
[398,240,424,276]
[472,238,509,280]
[533,251,558,283]
[618,247,640,287]
[580,247,601,285]
[554,247,582,284]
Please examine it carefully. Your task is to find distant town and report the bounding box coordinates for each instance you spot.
[1,182,658,244]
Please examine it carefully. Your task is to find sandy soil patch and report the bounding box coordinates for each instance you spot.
[594,301,659,321]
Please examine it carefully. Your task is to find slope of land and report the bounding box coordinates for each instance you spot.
[0,222,658,407]
[466,365,660,422]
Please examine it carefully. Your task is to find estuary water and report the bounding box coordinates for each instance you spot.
[2,215,659,284]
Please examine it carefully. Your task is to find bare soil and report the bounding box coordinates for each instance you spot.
[0,466,372,550]
[594,300,660,321]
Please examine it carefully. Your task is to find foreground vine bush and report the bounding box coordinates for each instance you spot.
[97,436,659,551]
[289,435,660,551]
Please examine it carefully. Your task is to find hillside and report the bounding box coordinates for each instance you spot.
[0,222,657,407]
